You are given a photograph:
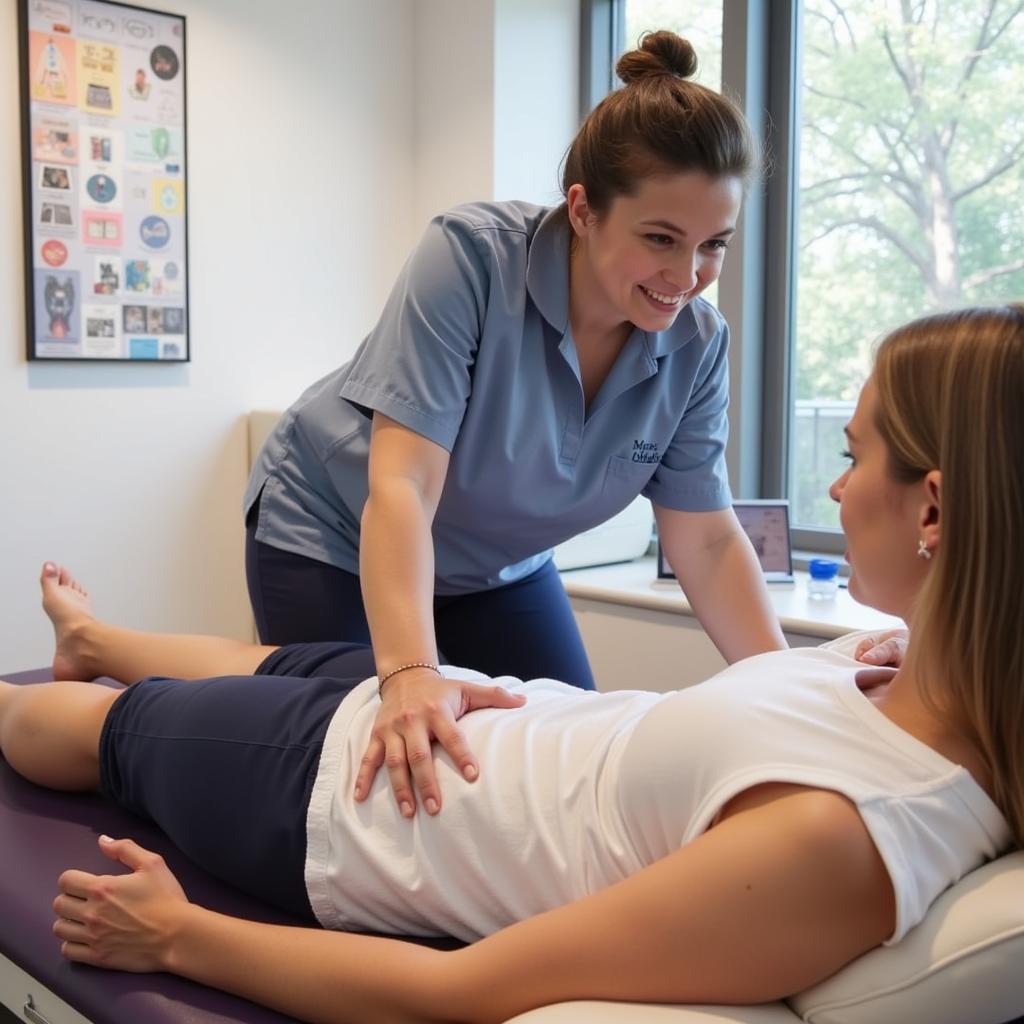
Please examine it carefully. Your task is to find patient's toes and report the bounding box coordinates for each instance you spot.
[41,567,95,623]
[40,562,96,681]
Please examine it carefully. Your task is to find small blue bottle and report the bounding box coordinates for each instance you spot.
[808,558,840,600]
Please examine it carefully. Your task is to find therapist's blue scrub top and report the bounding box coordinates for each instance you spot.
[245,201,733,595]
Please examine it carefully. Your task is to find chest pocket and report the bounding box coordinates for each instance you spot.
[602,454,657,504]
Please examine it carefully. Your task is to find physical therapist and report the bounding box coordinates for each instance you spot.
[245,32,785,814]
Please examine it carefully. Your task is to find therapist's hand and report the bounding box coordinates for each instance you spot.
[53,836,188,972]
[853,628,908,667]
[355,669,526,816]
[852,628,908,690]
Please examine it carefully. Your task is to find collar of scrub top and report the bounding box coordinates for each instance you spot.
[525,204,703,361]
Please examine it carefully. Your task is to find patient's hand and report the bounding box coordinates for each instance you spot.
[355,670,526,818]
[53,835,188,972]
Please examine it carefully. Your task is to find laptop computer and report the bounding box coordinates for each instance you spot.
[658,499,795,583]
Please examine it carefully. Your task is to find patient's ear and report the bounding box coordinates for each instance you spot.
[919,469,942,554]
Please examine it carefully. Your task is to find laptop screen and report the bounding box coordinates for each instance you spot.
[658,500,794,581]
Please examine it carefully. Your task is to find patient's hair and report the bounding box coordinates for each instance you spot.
[873,304,1024,847]
[560,30,758,217]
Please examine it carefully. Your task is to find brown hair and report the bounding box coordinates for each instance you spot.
[873,305,1024,847]
[561,30,758,216]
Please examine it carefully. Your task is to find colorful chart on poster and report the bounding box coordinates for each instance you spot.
[21,0,187,361]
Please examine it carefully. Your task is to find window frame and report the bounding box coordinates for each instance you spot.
[582,0,846,555]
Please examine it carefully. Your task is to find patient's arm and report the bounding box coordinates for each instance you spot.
[453,783,895,1018]
[55,836,454,1023]
[53,785,894,1024]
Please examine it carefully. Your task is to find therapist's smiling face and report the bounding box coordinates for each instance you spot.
[568,171,742,335]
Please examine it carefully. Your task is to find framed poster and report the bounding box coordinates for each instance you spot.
[19,0,189,362]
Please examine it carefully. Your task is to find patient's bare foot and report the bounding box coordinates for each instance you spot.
[41,563,96,680]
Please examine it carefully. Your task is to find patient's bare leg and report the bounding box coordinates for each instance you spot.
[42,562,277,684]
[0,679,116,789]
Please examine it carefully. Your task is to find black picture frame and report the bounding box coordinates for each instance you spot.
[19,0,189,362]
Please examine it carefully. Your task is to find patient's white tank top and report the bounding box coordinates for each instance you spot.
[304,644,1009,943]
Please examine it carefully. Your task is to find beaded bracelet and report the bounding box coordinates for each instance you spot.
[377,661,441,699]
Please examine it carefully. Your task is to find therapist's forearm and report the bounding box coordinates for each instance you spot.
[676,530,787,662]
[360,480,440,672]
[167,904,454,1024]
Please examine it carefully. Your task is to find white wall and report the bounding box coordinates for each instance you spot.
[1,0,417,670]
[412,0,495,230]
[413,0,578,228]
[1,0,580,673]
[493,0,578,207]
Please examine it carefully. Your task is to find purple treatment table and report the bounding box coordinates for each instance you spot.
[0,669,457,1024]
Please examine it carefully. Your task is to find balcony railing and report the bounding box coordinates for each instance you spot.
[790,399,856,532]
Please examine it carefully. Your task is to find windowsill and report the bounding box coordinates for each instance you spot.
[559,555,903,641]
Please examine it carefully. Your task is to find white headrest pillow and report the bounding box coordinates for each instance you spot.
[791,850,1024,1024]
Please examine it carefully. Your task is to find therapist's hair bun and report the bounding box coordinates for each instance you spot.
[617,31,698,84]
[560,28,758,215]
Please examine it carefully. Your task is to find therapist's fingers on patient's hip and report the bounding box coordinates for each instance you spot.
[432,719,477,782]
[405,731,443,815]
[463,683,527,712]
[383,738,419,817]
[354,736,387,800]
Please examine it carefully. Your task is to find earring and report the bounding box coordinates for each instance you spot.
[917,539,932,561]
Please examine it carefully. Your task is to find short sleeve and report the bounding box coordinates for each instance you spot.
[339,214,488,451]
[643,317,732,512]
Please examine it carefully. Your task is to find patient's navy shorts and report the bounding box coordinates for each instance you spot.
[98,642,377,921]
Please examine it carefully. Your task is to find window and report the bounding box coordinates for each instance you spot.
[586,1,1024,549]
[793,1,1024,531]
[621,1,723,88]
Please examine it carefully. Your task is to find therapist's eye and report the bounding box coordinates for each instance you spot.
[702,238,730,252]
[840,448,855,466]
[645,233,674,246]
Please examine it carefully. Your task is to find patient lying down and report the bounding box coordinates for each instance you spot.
[0,305,1021,1024]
